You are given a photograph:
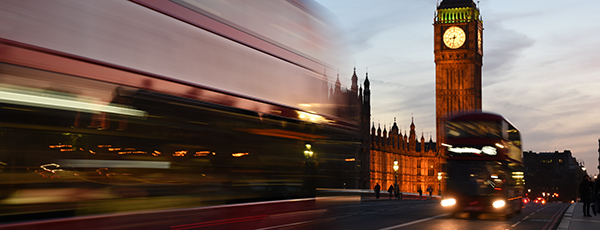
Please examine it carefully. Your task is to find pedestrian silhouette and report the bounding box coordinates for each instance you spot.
[418,188,423,200]
[388,185,394,199]
[427,186,433,200]
[579,174,593,217]
[593,177,600,215]
[374,183,381,199]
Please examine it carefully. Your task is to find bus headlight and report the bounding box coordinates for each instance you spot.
[441,198,456,207]
[492,200,506,208]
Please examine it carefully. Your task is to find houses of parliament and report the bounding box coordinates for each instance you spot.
[330,67,442,194]
[334,0,484,194]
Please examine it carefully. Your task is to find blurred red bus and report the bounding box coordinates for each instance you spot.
[0,0,356,225]
[440,112,524,217]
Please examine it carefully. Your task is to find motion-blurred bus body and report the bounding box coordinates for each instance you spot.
[440,112,524,216]
[0,0,355,225]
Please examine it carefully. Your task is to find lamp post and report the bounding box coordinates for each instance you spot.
[393,159,399,199]
[437,172,442,196]
[303,144,316,196]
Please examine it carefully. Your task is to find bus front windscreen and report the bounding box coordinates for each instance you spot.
[446,120,502,138]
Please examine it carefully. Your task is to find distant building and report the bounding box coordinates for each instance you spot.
[597,139,600,175]
[523,150,585,202]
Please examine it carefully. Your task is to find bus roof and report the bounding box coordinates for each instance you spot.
[448,111,504,121]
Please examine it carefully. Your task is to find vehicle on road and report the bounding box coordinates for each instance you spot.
[440,112,524,217]
[0,0,354,225]
[534,197,546,204]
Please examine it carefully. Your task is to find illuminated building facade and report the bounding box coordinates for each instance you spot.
[368,119,442,194]
[434,0,483,147]
[333,68,443,192]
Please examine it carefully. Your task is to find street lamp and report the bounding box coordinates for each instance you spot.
[437,172,442,196]
[304,144,313,158]
[303,143,316,196]
[393,159,399,199]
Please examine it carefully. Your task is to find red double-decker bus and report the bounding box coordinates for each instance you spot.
[440,112,524,217]
[0,0,357,227]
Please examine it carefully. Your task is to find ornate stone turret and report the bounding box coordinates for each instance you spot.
[351,67,358,94]
[409,117,417,151]
[421,133,426,154]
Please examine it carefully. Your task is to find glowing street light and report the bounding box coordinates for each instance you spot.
[437,172,442,196]
[393,159,399,199]
[304,144,313,158]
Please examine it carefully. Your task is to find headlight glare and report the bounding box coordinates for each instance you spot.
[492,200,506,208]
[441,198,456,207]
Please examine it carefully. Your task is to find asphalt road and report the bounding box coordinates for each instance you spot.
[271,199,570,230]
[0,197,570,230]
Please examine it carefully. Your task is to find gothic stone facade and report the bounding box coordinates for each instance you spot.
[369,119,442,194]
[333,68,443,192]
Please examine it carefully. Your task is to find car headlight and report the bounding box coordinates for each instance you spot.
[492,200,506,208]
[441,198,456,207]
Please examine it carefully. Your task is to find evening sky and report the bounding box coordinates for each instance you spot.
[315,0,600,174]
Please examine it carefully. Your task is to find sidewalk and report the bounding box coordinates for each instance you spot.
[558,202,600,230]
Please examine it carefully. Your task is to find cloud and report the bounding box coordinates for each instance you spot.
[482,21,535,86]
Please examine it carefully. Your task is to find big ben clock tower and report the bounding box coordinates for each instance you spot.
[434,0,483,147]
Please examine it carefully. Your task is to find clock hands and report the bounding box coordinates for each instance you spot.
[443,27,465,49]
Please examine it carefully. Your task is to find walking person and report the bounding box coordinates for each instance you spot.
[388,184,394,200]
[418,187,423,200]
[374,183,381,199]
[426,186,433,200]
[592,178,600,216]
[596,177,600,214]
[579,174,593,217]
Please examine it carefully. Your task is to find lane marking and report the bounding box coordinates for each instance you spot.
[171,215,267,230]
[255,217,338,230]
[377,214,450,230]
[511,221,522,227]
[269,209,327,218]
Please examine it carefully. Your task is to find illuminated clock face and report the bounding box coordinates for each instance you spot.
[443,26,466,49]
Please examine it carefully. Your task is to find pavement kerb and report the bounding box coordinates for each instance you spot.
[557,203,575,230]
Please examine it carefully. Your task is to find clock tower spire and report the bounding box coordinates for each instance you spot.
[434,0,483,149]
